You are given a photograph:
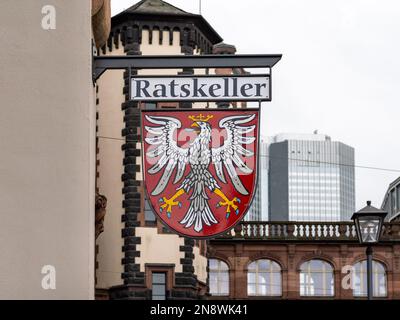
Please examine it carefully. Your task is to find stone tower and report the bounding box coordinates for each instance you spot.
[95,0,225,300]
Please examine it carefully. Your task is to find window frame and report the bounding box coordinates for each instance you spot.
[151,272,167,300]
[145,264,174,300]
[352,260,387,298]
[209,259,230,296]
[299,259,335,297]
[247,259,282,297]
[143,193,157,226]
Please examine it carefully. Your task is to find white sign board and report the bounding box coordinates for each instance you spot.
[130,75,270,102]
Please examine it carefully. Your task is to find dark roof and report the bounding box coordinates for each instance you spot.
[112,0,223,45]
[357,201,386,214]
[352,200,387,221]
[388,176,400,190]
[213,42,236,52]
[125,0,191,16]
[381,176,400,209]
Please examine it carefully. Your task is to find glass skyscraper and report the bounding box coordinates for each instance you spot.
[246,138,270,221]
[269,133,355,222]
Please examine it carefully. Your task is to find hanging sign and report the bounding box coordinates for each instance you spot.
[132,75,270,102]
[141,109,259,238]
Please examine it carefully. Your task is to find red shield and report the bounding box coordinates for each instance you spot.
[141,109,259,238]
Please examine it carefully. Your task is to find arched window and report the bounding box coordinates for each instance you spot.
[353,260,387,297]
[300,260,334,296]
[209,259,229,296]
[247,259,282,296]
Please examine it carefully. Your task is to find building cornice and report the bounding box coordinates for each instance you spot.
[109,11,222,54]
[211,221,400,243]
[92,0,111,48]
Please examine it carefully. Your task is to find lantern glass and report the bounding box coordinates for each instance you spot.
[356,216,381,243]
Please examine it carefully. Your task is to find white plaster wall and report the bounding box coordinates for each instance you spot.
[0,0,95,299]
[193,246,207,284]
[96,42,125,288]
[136,227,184,273]
[141,29,182,56]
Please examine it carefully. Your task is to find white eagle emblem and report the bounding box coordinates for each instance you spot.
[144,113,256,233]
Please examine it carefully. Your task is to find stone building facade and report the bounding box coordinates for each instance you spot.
[382,176,400,222]
[209,221,400,299]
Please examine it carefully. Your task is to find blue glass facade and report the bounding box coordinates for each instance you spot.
[269,134,355,222]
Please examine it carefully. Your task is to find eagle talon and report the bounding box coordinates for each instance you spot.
[159,192,183,217]
[216,196,239,217]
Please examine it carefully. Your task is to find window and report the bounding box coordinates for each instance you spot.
[397,186,400,213]
[152,272,166,300]
[247,259,282,296]
[145,102,156,110]
[144,194,156,224]
[390,189,396,214]
[209,259,229,296]
[300,260,334,297]
[353,260,387,297]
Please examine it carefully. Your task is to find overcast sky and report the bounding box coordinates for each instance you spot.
[112,0,400,210]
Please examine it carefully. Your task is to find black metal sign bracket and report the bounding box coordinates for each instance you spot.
[93,54,282,82]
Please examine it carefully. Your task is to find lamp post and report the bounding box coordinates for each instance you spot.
[351,201,387,300]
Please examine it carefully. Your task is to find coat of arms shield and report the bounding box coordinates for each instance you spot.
[141,109,259,238]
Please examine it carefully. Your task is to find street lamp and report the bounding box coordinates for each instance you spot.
[351,201,387,300]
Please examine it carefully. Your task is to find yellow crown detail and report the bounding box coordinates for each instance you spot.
[188,114,214,122]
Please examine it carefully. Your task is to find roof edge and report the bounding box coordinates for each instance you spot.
[111,11,223,44]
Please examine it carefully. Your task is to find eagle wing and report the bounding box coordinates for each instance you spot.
[144,115,189,195]
[211,114,256,195]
